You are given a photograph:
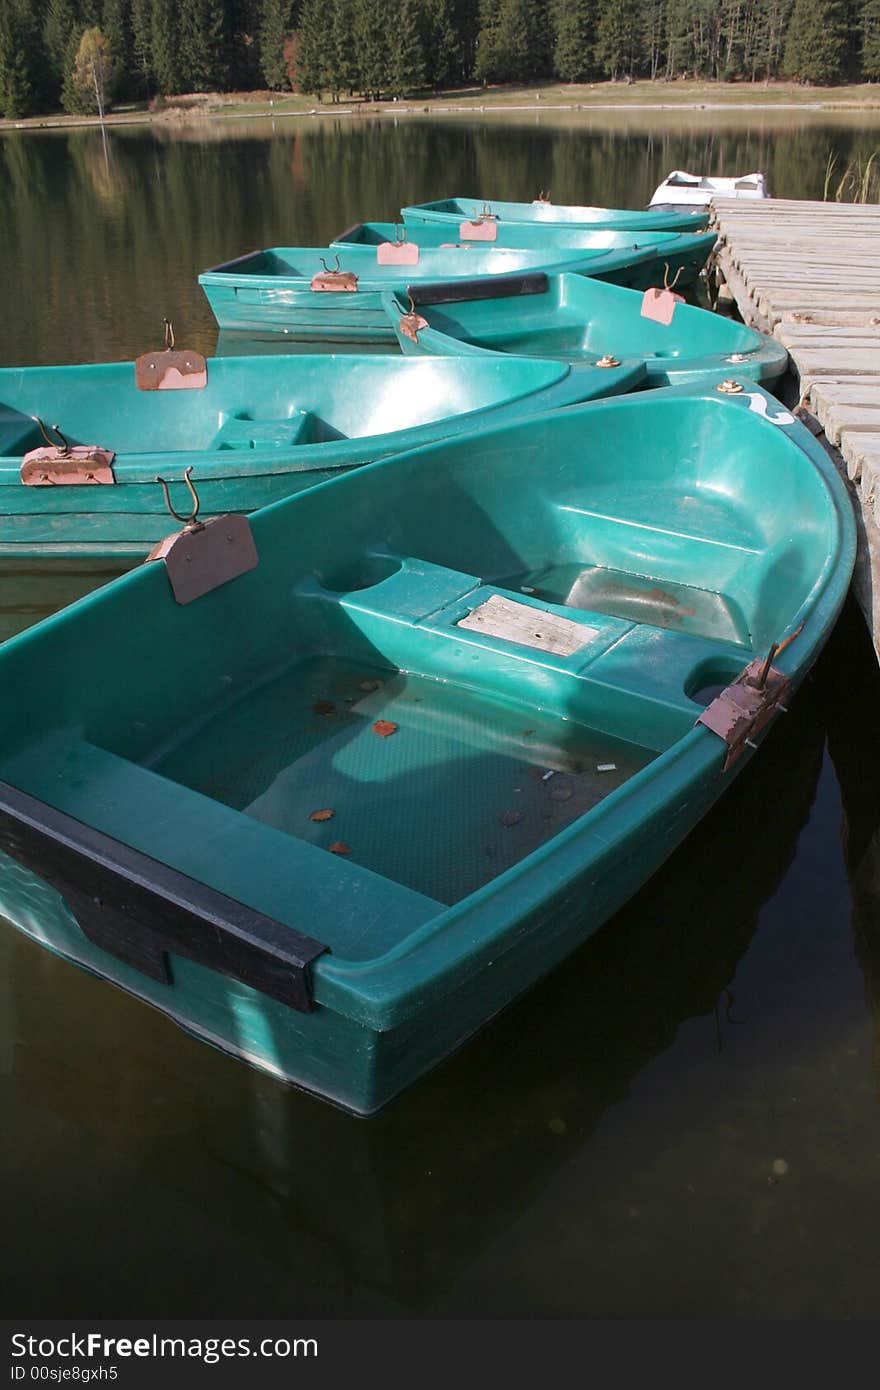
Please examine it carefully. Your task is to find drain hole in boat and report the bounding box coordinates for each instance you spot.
[686,657,746,706]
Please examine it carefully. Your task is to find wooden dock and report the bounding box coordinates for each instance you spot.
[710,196,880,652]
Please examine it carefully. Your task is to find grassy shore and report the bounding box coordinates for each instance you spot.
[2,79,880,134]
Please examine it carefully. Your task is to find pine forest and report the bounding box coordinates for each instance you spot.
[1,0,879,121]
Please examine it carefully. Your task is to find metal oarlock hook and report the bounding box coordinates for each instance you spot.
[156,464,201,527]
[663,262,684,293]
[752,623,804,691]
[318,254,341,274]
[407,289,417,314]
[33,417,70,455]
[163,318,175,351]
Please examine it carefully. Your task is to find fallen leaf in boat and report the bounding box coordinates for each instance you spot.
[372,719,398,737]
[550,783,573,802]
[309,808,334,822]
[313,699,335,716]
[522,729,535,737]
[359,679,382,692]
[500,810,524,827]
[329,841,351,855]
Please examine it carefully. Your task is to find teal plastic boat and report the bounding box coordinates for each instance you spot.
[0,384,854,1114]
[198,240,642,341]
[402,196,710,235]
[0,350,641,565]
[333,221,718,292]
[384,272,789,390]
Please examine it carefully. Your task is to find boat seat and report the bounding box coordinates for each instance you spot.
[313,555,750,751]
[210,412,314,450]
[0,731,442,961]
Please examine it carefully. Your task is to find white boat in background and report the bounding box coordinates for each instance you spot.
[649,170,768,208]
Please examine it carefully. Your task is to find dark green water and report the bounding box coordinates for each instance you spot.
[2,111,880,1320]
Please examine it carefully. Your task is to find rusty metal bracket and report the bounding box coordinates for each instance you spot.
[21,418,115,485]
[134,319,208,391]
[697,654,793,770]
[459,218,497,241]
[398,290,428,341]
[146,466,258,604]
[310,255,359,292]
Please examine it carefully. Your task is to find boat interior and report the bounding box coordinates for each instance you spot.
[395,274,762,365]
[0,356,576,467]
[335,220,690,254]
[0,393,838,961]
[201,244,590,283]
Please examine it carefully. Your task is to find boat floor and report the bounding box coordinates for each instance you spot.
[149,656,653,908]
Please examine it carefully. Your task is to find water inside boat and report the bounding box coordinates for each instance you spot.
[149,656,652,907]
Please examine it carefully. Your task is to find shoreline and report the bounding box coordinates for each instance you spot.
[3,81,880,135]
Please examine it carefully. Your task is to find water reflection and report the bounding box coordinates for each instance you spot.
[815,603,880,1098]
[2,112,879,366]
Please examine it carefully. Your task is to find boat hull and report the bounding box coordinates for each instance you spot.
[383,271,789,390]
[332,222,718,293]
[0,387,855,1113]
[402,196,711,235]
[198,242,641,340]
[0,353,643,560]
[0,737,770,1113]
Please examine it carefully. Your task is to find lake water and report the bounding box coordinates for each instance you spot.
[2,109,880,1320]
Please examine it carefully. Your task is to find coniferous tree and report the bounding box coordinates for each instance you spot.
[551,0,596,82]
[422,0,461,87]
[595,0,642,79]
[388,0,427,93]
[475,0,552,82]
[129,0,152,93]
[260,0,292,89]
[354,0,391,98]
[328,0,359,97]
[861,0,880,76]
[61,23,89,110]
[783,0,851,81]
[226,0,262,88]
[102,0,133,95]
[451,0,481,75]
[43,0,79,98]
[0,7,35,118]
[179,0,227,91]
[474,0,503,80]
[295,0,332,96]
[151,0,185,91]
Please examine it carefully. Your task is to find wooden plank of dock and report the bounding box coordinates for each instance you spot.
[711,196,880,654]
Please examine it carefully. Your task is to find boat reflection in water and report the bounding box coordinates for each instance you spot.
[815,602,880,1093]
[1,672,824,1313]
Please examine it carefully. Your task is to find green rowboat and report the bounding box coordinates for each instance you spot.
[0,350,642,573]
[332,221,718,292]
[0,384,854,1114]
[198,240,645,341]
[384,271,789,390]
[402,196,711,235]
